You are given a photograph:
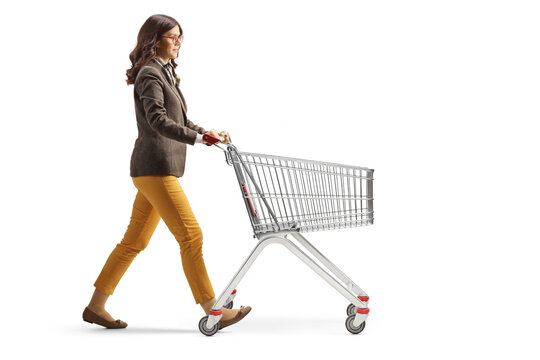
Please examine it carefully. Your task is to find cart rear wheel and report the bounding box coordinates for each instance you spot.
[198,316,219,336]
[346,303,357,316]
[345,314,366,334]
[224,301,233,309]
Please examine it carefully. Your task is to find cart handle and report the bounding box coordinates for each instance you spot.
[203,133,230,145]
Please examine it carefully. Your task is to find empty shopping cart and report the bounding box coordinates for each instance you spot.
[198,134,374,336]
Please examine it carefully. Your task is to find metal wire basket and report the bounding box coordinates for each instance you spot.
[226,150,374,236]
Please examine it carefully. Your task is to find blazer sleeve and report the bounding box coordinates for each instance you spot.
[185,118,206,135]
[135,70,198,145]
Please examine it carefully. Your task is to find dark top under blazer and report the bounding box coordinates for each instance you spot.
[130,59,206,178]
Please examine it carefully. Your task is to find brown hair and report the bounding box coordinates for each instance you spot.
[126,14,182,85]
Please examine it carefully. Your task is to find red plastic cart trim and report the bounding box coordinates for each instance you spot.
[209,310,223,316]
[358,296,370,301]
[357,308,370,314]
[203,133,221,145]
[232,289,237,294]
[241,183,257,217]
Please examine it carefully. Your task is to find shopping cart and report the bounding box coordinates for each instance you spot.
[198,134,374,336]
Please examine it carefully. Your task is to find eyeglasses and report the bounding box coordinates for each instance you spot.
[162,34,184,43]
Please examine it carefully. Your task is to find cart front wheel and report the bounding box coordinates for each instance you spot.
[345,314,366,334]
[199,316,219,336]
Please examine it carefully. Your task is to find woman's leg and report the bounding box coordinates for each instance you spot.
[132,175,241,320]
[89,190,161,320]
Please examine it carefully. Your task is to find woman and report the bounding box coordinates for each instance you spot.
[82,14,251,330]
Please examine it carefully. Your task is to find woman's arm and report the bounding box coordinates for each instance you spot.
[135,69,199,145]
[185,118,206,135]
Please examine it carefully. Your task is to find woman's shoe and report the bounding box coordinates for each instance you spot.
[218,306,251,330]
[82,307,128,329]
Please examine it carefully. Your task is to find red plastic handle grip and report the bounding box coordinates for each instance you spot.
[203,133,222,145]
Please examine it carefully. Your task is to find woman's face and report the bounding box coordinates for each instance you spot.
[156,25,181,61]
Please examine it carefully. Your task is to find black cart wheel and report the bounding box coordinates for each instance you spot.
[198,316,219,336]
[346,303,357,316]
[345,314,366,334]
[224,301,234,309]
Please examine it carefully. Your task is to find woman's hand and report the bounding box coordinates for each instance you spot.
[202,129,230,145]
[208,129,223,141]
[218,130,230,144]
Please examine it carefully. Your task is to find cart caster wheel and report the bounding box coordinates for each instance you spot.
[198,316,219,336]
[346,303,357,316]
[345,314,366,334]
[224,301,234,309]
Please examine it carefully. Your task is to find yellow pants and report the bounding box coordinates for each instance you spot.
[94,175,215,304]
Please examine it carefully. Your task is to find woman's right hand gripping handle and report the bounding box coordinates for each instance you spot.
[203,130,230,146]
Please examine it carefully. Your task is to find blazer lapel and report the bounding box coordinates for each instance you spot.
[149,60,187,113]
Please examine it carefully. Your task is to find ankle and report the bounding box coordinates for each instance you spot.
[200,297,217,315]
[87,304,106,313]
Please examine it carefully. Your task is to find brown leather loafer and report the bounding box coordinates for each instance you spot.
[82,307,128,329]
[218,306,252,330]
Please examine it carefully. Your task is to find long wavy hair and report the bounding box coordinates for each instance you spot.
[126,14,182,85]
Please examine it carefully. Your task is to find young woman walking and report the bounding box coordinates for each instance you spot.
[82,14,251,330]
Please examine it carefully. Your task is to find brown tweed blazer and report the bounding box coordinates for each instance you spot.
[130,59,205,177]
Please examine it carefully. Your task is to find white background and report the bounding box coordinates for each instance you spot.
[1,0,539,358]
